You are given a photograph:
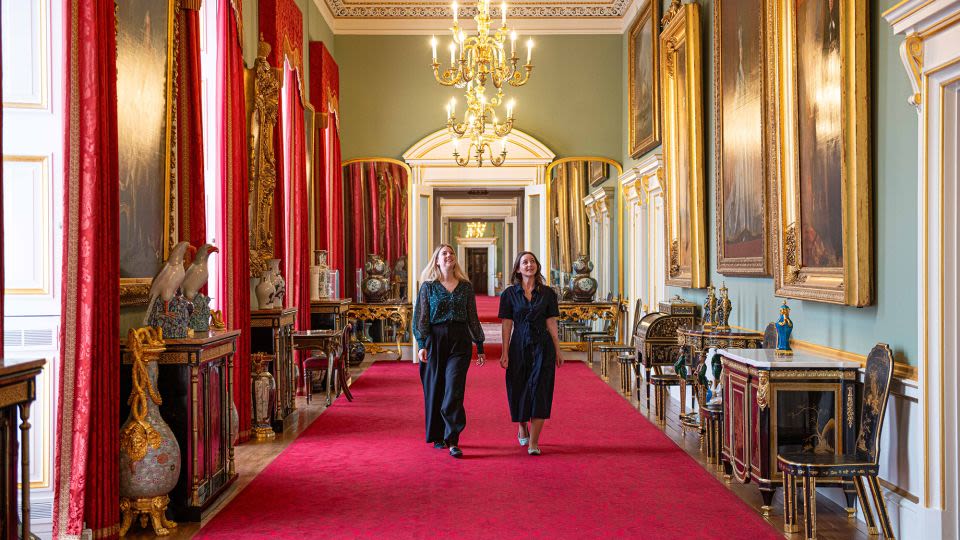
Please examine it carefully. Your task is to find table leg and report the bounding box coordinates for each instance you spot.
[326,347,334,406]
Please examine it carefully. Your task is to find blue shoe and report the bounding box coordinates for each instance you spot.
[528,446,541,456]
[449,446,463,458]
[433,441,447,449]
[518,434,529,446]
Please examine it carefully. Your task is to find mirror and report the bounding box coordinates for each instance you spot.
[545,157,624,300]
[340,159,412,303]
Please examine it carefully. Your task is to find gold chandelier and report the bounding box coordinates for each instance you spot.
[430,0,534,167]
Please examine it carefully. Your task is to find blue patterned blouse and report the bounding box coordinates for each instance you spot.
[413,280,485,354]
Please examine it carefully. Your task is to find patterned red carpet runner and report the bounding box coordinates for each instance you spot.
[196,358,779,538]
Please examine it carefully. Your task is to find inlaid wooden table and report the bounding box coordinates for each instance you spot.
[0,357,44,540]
[291,329,345,405]
[121,330,240,522]
[675,327,763,428]
[718,348,861,515]
[250,307,298,434]
[557,301,625,352]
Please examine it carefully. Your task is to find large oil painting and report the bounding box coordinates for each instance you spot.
[772,0,871,306]
[628,0,660,158]
[661,0,706,289]
[715,0,770,276]
[796,0,842,269]
[117,0,174,287]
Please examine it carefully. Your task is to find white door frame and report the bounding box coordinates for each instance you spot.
[456,236,498,295]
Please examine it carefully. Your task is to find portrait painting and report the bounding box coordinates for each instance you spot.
[771,0,871,306]
[715,0,769,275]
[628,0,660,158]
[661,1,706,289]
[589,160,608,187]
[796,0,843,269]
[117,0,174,280]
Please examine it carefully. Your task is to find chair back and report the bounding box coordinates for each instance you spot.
[627,299,643,347]
[340,324,353,360]
[855,343,895,463]
[762,323,777,349]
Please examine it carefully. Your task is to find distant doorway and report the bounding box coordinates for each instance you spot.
[466,248,489,295]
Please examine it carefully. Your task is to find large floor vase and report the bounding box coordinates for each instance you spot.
[120,328,181,536]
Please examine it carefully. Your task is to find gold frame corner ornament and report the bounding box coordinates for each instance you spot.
[660,2,707,289]
[771,0,872,306]
[627,0,661,159]
[246,39,282,278]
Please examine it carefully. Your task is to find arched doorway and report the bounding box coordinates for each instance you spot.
[402,128,554,290]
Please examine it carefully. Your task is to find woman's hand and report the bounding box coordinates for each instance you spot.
[476,354,486,367]
[418,349,428,363]
[499,355,509,369]
[556,353,565,367]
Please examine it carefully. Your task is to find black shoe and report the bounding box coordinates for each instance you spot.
[433,441,447,449]
[448,446,463,458]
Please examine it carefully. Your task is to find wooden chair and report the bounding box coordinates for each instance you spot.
[778,343,895,539]
[304,325,354,404]
[597,299,644,394]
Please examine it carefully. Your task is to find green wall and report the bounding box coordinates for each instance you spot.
[621,0,918,364]
[335,34,623,160]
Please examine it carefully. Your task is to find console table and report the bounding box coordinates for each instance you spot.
[291,329,346,405]
[0,358,44,540]
[121,330,240,522]
[557,301,625,351]
[718,348,860,515]
[348,303,412,360]
[250,307,297,434]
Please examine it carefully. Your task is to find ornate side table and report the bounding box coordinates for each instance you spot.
[634,298,697,408]
[121,330,240,522]
[0,358,43,540]
[675,327,763,428]
[558,301,625,352]
[718,348,860,516]
[250,307,297,434]
[348,302,412,360]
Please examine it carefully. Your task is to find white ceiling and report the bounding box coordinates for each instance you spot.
[314,0,645,34]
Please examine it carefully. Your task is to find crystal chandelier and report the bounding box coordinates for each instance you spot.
[430,0,534,167]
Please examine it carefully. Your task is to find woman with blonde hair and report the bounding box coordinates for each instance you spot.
[413,244,486,458]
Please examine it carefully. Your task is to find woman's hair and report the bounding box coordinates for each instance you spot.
[419,244,471,283]
[510,251,546,288]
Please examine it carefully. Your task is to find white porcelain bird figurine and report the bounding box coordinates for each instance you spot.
[182,243,219,301]
[142,241,191,325]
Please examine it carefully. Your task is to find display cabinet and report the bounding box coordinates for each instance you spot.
[121,330,239,522]
[310,298,352,331]
[718,348,860,515]
[250,307,297,433]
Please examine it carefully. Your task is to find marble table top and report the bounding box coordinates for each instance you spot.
[718,347,861,370]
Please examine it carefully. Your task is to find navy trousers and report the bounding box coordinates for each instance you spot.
[420,321,472,445]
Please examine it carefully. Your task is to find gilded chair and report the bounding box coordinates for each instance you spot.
[778,343,895,539]
[304,324,354,404]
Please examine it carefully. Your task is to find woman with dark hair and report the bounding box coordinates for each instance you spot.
[497,251,563,455]
[413,244,486,458]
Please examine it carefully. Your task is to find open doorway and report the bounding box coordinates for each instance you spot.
[466,247,489,295]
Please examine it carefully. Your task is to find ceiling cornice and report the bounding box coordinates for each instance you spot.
[312,0,645,35]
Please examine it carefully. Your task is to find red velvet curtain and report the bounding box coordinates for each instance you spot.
[55,1,120,538]
[1,7,4,344]
[366,162,380,257]
[281,66,310,388]
[308,41,342,298]
[347,163,366,298]
[176,2,206,248]
[216,0,252,443]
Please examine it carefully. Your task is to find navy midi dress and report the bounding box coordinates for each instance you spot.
[498,284,560,422]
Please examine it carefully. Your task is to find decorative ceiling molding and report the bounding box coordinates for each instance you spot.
[312,0,645,34]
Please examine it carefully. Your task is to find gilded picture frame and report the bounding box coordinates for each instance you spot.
[771,0,872,306]
[117,0,177,305]
[714,0,772,276]
[589,160,608,187]
[660,1,706,289]
[628,0,661,159]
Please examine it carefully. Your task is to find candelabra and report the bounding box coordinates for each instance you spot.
[430,0,534,166]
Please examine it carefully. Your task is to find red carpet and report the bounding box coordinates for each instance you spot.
[196,361,779,539]
[475,294,501,322]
